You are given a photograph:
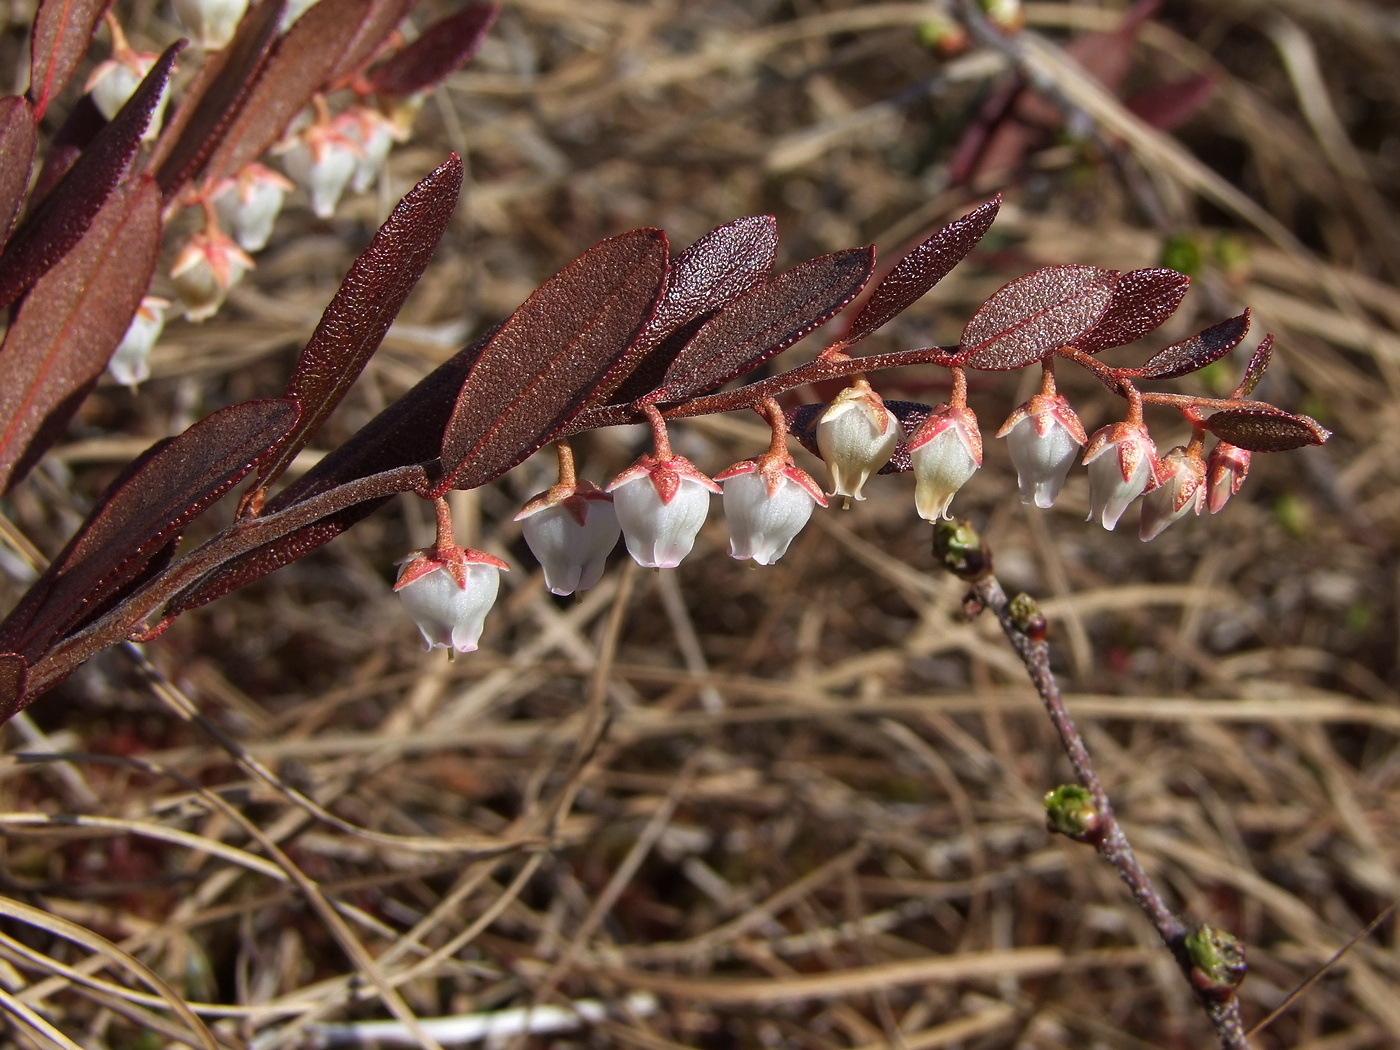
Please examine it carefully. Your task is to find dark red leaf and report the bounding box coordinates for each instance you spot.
[1073,267,1189,354]
[0,43,178,309]
[0,653,26,723]
[330,0,419,85]
[439,229,669,492]
[255,153,462,490]
[1202,407,1329,452]
[26,0,110,119]
[649,246,875,402]
[1131,310,1250,380]
[843,198,1000,348]
[200,0,375,187]
[1236,334,1272,398]
[0,400,298,660]
[29,96,105,204]
[152,0,285,197]
[1126,74,1216,132]
[957,264,1119,370]
[365,3,498,97]
[0,178,160,494]
[595,214,777,406]
[0,98,37,251]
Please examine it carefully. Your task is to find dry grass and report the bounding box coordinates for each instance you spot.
[1,0,1398,1047]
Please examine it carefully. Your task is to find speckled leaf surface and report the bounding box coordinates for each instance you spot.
[1204,406,1329,452]
[1133,311,1250,380]
[365,2,498,97]
[27,0,109,118]
[0,98,37,250]
[1073,267,1190,354]
[958,264,1119,371]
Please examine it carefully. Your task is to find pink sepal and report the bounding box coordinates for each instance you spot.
[607,454,721,505]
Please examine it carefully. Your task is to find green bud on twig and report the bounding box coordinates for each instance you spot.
[1009,592,1047,641]
[1044,784,1099,840]
[932,519,991,580]
[1185,923,1247,1000]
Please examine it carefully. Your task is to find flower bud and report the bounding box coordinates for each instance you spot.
[514,481,620,596]
[997,392,1086,509]
[395,547,509,653]
[907,403,982,522]
[716,458,827,565]
[815,382,900,503]
[280,121,362,219]
[108,296,169,389]
[170,229,254,322]
[212,164,295,252]
[1082,421,1159,531]
[172,0,250,50]
[1043,784,1099,840]
[607,455,720,569]
[1139,445,1206,541]
[1205,441,1251,514]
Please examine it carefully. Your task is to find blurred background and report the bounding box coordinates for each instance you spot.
[2,1,1398,1046]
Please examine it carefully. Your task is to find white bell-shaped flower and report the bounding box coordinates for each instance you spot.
[172,0,250,50]
[170,229,254,322]
[84,38,169,138]
[108,296,169,389]
[1140,445,1206,541]
[212,164,295,252]
[341,108,403,193]
[395,547,509,653]
[997,392,1087,509]
[815,381,900,503]
[607,455,720,569]
[907,403,982,522]
[716,458,827,565]
[1082,421,1160,531]
[280,120,362,219]
[514,481,620,596]
[1205,441,1251,514]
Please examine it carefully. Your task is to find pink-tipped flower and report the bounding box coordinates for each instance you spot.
[85,48,168,135]
[280,120,363,219]
[1205,441,1251,514]
[170,229,254,322]
[341,107,405,193]
[172,0,250,50]
[716,457,828,565]
[606,455,720,569]
[514,480,620,596]
[108,296,169,389]
[212,164,295,252]
[394,546,509,653]
[1139,445,1206,541]
[907,403,982,522]
[815,381,901,502]
[1082,421,1160,530]
[997,392,1087,509]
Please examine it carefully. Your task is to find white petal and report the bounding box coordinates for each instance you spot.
[721,472,816,565]
[522,501,620,595]
[612,477,711,569]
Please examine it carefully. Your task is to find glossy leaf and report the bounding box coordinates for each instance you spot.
[958,264,1118,370]
[0,179,160,494]
[329,0,419,85]
[0,98,37,250]
[1073,267,1190,354]
[1203,407,1329,452]
[26,0,108,119]
[365,2,499,97]
[650,246,875,402]
[0,653,26,723]
[1132,310,1250,380]
[201,0,374,187]
[842,197,1000,348]
[0,43,178,309]
[1236,334,1273,398]
[255,153,462,490]
[0,400,298,660]
[596,214,777,406]
[153,0,285,197]
[439,229,669,492]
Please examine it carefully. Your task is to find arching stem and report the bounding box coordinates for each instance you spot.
[642,403,672,460]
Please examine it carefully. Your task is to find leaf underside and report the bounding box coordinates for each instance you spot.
[1133,310,1250,380]
[0,178,161,495]
[1203,407,1329,452]
[958,264,1119,370]
[0,400,298,661]
[650,245,876,402]
[1073,267,1190,354]
[843,197,1000,348]
[1236,334,1273,398]
[256,153,463,490]
[26,0,108,118]
[365,2,499,97]
[439,229,670,492]
[0,43,179,309]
